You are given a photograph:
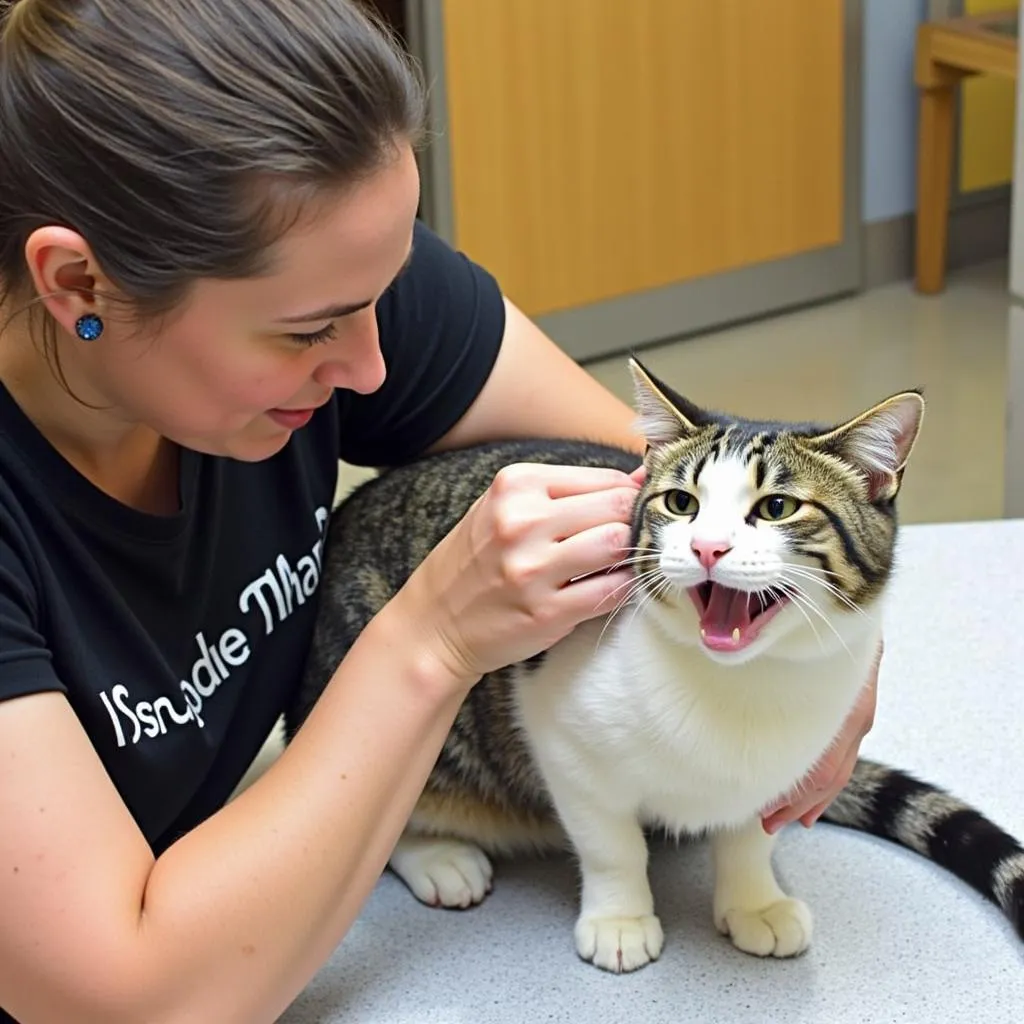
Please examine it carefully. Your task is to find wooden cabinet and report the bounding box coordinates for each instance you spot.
[411,0,863,360]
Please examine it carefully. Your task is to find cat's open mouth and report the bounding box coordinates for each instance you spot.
[688,582,789,653]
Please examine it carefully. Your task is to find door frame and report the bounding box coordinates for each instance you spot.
[408,0,864,363]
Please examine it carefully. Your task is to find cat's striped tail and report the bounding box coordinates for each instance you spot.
[821,758,1024,941]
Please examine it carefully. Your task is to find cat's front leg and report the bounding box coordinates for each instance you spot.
[561,806,664,973]
[711,816,812,958]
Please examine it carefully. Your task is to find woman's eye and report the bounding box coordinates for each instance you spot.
[756,495,801,521]
[662,490,698,517]
[287,322,338,346]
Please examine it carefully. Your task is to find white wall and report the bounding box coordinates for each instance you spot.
[862,0,929,223]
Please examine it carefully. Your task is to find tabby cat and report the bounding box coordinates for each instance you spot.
[289,358,1024,973]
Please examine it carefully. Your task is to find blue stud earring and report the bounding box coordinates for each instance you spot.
[75,313,104,341]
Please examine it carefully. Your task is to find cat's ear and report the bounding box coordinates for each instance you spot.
[628,357,704,447]
[809,390,925,501]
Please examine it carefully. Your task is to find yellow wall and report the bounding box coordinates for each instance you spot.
[959,0,1016,191]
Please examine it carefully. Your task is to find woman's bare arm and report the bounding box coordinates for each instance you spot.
[0,607,468,1024]
[430,297,646,456]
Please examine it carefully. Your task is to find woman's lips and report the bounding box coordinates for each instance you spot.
[267,407,315,430]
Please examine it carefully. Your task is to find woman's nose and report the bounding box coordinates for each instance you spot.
[312,311,386,395]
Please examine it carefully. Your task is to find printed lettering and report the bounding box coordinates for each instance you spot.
[135,700,160,739]
[296,555,320,598]
[239,568,288,635]
[99,683,201,746]
[179,680,206,729]
[99,687,128,749]
[192,631,227,698]
[313,506,329,567]
[206,631,228,679]
[276,554,306,616]
[113,684,142,745]
[101,506,329,747]
[152,694,194,734]
[219,628,250,667]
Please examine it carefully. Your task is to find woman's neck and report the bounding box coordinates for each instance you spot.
[0,308,181,515]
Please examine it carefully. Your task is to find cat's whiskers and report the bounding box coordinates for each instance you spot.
[606,554,660,573]
[782,561,844,580]
[625,575,676,634]
[600,547,660,578]
[775,581,835,649]
[603,565,663,607]
[779,564,866,619]
[765,583,824,650]
[593,567,667,650]
[622,568,682,633]
[607,547,655,564]
[774,576,854,660]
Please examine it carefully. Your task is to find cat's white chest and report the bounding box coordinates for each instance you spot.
[514,613,877,834]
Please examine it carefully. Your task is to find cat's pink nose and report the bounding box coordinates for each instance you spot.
[691,539,732,569]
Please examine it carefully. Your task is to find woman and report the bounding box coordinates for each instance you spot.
[0,2,878,1020]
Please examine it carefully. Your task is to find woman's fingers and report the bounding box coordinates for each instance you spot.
[399,461,645,682]
[546,485,639,543]
[490,483,638,547]
[761,640,883,834]
[493,462,638,500]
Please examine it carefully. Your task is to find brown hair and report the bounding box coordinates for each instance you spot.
[0,0,425,338]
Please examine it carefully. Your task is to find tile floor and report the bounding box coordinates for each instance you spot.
[337,259,1014,526]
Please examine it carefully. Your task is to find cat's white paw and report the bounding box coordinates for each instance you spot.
[574,914,665,973]
[715,897,813,958]
[389,836,493,909]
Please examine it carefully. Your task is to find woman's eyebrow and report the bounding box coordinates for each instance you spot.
[276,245,415,324]
[278,298,372,323]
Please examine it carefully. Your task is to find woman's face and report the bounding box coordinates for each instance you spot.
[86,144,421,461]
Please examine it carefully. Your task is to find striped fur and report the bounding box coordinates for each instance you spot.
[291,357,1023,968]
[824,760,1024,938]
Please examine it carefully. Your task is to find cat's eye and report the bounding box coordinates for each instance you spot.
[662,490,699,518]
[755,495,801,521]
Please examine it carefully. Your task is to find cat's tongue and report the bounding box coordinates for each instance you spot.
[700,583,753,650]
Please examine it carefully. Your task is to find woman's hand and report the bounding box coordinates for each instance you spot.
[761,639,883,834]
[397,462,642,687]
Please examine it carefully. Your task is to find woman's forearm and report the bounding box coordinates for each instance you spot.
[131,604,471,1024]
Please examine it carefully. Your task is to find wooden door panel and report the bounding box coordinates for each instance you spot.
[441,0,845,317]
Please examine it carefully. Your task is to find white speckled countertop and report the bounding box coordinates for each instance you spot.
[281,519,1024,1024]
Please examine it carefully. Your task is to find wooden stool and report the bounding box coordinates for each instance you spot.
[914,12,1018,294]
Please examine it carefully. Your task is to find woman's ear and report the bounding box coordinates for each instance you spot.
[23,226,107,336]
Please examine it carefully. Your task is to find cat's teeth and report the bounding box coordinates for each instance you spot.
[732,627,741,643]
[700,627,707,639]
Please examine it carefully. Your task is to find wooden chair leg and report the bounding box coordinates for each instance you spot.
[915,82,957,295]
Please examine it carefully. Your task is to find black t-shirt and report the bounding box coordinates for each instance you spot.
[0,220,505,862]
